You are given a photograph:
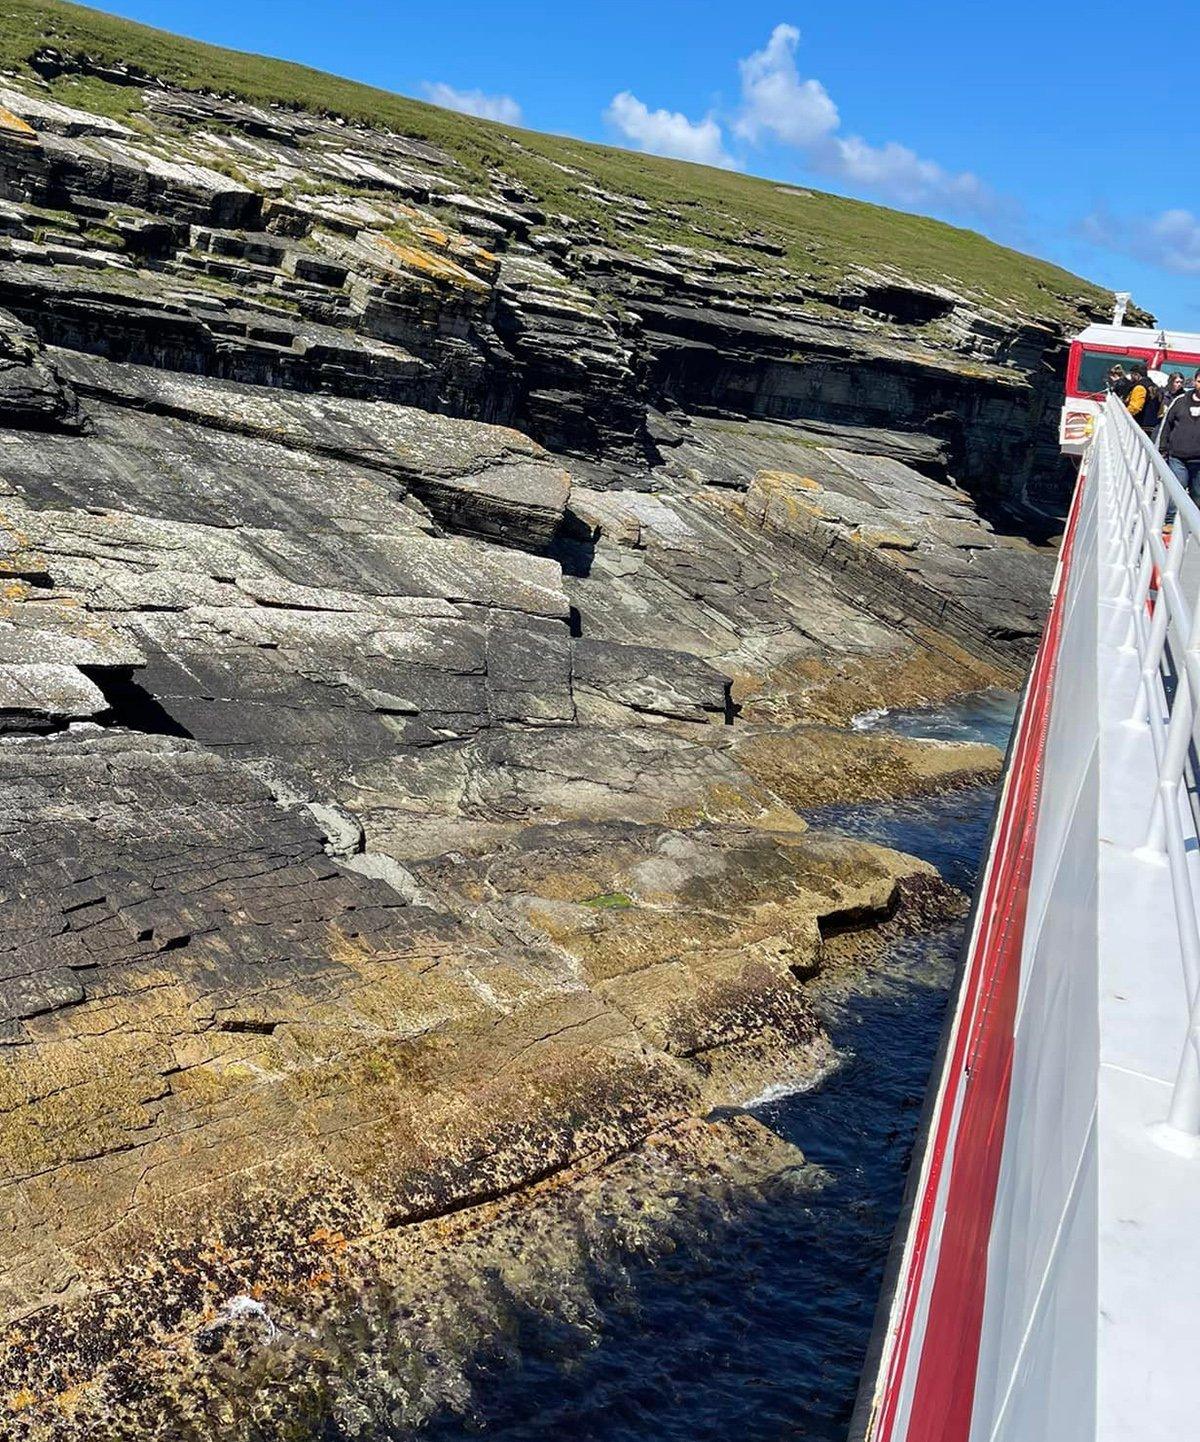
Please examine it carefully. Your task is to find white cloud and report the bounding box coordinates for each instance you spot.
[605,91,736,169]
[421,82,522,125]
[1082,208,1200,275]
[730,24,996,217]
[812,135,998,214]
[734,23,838,147]
[601,24,1003,217]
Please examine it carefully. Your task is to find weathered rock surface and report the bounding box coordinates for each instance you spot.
[0,54,1064,1438]
[0,60,1106,514]
[53,351,572,550]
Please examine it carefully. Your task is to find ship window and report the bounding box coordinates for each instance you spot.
[1076,348,1149,393]
[1158,359,1200,381]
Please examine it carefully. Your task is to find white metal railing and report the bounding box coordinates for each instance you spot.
[1092,394,1200,1141]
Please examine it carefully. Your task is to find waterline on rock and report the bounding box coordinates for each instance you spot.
[378,692,1017,1442]
[852,687,1018,751]
[741,1053,842,1111]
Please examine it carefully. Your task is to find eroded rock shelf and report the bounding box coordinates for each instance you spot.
[0,46,1097,1439]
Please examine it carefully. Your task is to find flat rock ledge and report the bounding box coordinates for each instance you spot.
[0,727,945,1437]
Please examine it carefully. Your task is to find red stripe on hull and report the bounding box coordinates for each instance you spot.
[871,472,1087,1442]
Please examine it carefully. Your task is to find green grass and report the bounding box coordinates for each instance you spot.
[582,893,634,910]
[78,220,121,245]
[41,67,144,120]
[0,0,1111,320]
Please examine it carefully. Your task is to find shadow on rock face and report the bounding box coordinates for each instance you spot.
[549,530,598,579]
[84,666,193,738]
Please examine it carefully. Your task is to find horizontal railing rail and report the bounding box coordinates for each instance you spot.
[1096,395,1200,1142]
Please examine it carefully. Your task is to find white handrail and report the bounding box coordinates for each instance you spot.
[1092,396,1200,1139]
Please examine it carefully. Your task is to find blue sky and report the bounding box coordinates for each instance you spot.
[98,0,1196,322]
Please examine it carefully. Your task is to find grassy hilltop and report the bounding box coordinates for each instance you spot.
[0,0,1109,321]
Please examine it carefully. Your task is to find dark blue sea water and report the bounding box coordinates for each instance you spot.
[414,693,1017,1442]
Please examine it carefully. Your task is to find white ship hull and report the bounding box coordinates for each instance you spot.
[853,397,1200,1442]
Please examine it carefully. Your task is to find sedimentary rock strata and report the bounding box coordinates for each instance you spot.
[0,45,1094,1437]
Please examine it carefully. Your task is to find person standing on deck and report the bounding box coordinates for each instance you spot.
[1159,369,1200,495]
[1164,372,1187,410]
[1125,363,1162,437]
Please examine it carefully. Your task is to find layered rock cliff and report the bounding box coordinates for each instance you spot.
[0,7,1116,1436]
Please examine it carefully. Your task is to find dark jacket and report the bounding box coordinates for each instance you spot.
[1139,379,1163,428]
[1160,391,1200,460]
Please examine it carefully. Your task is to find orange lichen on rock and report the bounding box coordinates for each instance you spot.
[757,468,821,492]
[368,233,489,292]
[858,528,918,551]
[0,107,36,141]
[414,223,450,250]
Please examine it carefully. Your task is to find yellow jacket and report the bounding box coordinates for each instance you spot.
[1126,383,1147,417]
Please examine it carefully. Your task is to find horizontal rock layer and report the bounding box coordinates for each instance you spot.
[0,67,1106,514]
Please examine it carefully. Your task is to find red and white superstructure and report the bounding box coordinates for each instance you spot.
[853,395,1200,1442]
[1059,322,1200,454]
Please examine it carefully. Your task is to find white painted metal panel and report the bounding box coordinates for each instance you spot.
[986,1124,1098,1442]
[971,747,1100,1440]
[1023,493,1099,948]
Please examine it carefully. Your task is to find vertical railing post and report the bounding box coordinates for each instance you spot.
[1131,482,1180,725]
[1165,1005,1200,1141]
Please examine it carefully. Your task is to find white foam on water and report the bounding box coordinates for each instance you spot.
[850,706,889,731]
[744,1050,846,1110]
